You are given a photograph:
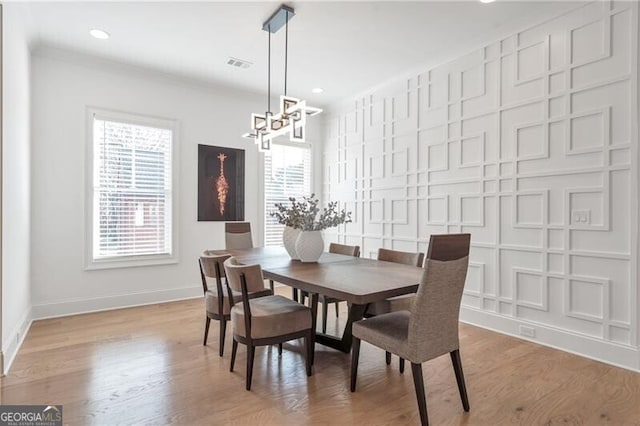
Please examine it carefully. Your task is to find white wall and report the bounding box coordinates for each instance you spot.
[637,3,640,368]
[322,1,639,371]
[30,48,270,318]
[2,3,33,373]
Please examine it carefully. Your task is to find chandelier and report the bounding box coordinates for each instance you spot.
[242,4,322,153]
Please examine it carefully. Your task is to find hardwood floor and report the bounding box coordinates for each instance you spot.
[2,290,639,425]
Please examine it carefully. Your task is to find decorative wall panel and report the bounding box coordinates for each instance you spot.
[322,1,638,368]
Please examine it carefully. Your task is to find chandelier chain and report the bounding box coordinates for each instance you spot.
[268,25,271,114]
[284,11,288,96]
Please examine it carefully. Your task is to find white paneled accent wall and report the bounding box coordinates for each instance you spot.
[322,1,639,370]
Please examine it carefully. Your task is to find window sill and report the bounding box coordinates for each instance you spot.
[85,254,178,271]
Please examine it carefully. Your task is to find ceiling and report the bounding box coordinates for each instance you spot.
[23,1,586,107]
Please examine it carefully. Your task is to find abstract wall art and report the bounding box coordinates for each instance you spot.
[198,144,245,221]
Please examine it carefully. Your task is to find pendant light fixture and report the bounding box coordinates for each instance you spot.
[242,4,322,153]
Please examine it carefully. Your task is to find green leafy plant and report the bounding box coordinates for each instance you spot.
[271,194,352,231]
[271,196,305,229]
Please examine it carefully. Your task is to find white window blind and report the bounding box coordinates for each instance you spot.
[92,115,173,261]
[264,143,312,246]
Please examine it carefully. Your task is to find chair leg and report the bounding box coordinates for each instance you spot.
[399,357,405,374]
[305,330,313,377]
[278,343,283,356]
[322,302,328,334]
[335,301,339,317]
[230,339,238,372]
[385,351,392,365]
[350,337,361,392]
[203,317,211,346]
[450,350,470,412]
[293,288,299,302]
[411,363,429,426]
[246,345,256,391]
[269,280,274,293]
[219,318,226,357]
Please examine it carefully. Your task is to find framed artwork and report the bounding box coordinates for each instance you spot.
[197,144,245,221]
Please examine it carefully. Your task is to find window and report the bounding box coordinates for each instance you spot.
[87,109,177,268]
[264,143,312,246]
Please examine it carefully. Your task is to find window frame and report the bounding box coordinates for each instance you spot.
[262,139,314,247]
[84,107,180,270]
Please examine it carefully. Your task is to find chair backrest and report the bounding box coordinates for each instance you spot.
[408,235,470,362]
[199,253,230,309]
[377,248,424,267]
[426,234,471,261]
[201,250,229,278]
[329,243,360,257]
[225,222,254,249]
[223,257,266,295]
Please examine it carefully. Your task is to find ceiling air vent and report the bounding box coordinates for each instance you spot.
[227,57,252,69]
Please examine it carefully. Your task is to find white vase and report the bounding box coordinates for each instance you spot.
[295,231,324,263]
[282,226,301,260]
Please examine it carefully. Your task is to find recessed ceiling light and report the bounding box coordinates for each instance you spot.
[90,29,110,40]
[479,0,496,3]
[312,88,324,94]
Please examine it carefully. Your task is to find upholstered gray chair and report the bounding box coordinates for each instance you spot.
[224,222,274,293]
[366,248,425,373]
[351,234,471,426]
[367,248,425,316]
[328,242,361,257]
[224,257,313,390]
[199,253,234,356]
[224,222,254,249]
[301,242,360,333]
[199,252,272,356]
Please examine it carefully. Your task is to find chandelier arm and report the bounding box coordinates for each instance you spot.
[244,4,321,150]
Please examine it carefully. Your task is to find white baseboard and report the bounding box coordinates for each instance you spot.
[2,306,34,376]
[460,307,640,373]
[1,286,201,375]
[31,286,201,320]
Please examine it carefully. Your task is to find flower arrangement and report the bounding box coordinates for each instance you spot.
[271,194,352,231]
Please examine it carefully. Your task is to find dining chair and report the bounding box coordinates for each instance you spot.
[367,248,425,315]
[328,242,361,257]
[363,248,425,373]
[199,252,272,356]
[301,242,360,333]
[224,222,275,293]
[350,234,471,426]
[224,222,254,249]
[224,257,313,390]
[372,235,471,372]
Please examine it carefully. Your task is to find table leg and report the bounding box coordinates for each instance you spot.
[309,293,318,365]
[314,303,366,353]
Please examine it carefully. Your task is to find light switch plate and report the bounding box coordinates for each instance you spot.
[571,209,590,224]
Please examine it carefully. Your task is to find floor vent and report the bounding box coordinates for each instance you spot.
[227,57,252,69]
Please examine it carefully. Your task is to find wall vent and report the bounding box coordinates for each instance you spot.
[227,57,252,69]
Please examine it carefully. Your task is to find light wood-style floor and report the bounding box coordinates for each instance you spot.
[2,289,639,425]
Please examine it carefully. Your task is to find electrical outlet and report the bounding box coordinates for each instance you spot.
[519,325,535,338]
[571,209,590,225]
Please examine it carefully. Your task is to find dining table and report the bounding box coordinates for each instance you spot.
[214,246,425,355]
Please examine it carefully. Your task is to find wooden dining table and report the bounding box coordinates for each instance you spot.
[214,246,425,355]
